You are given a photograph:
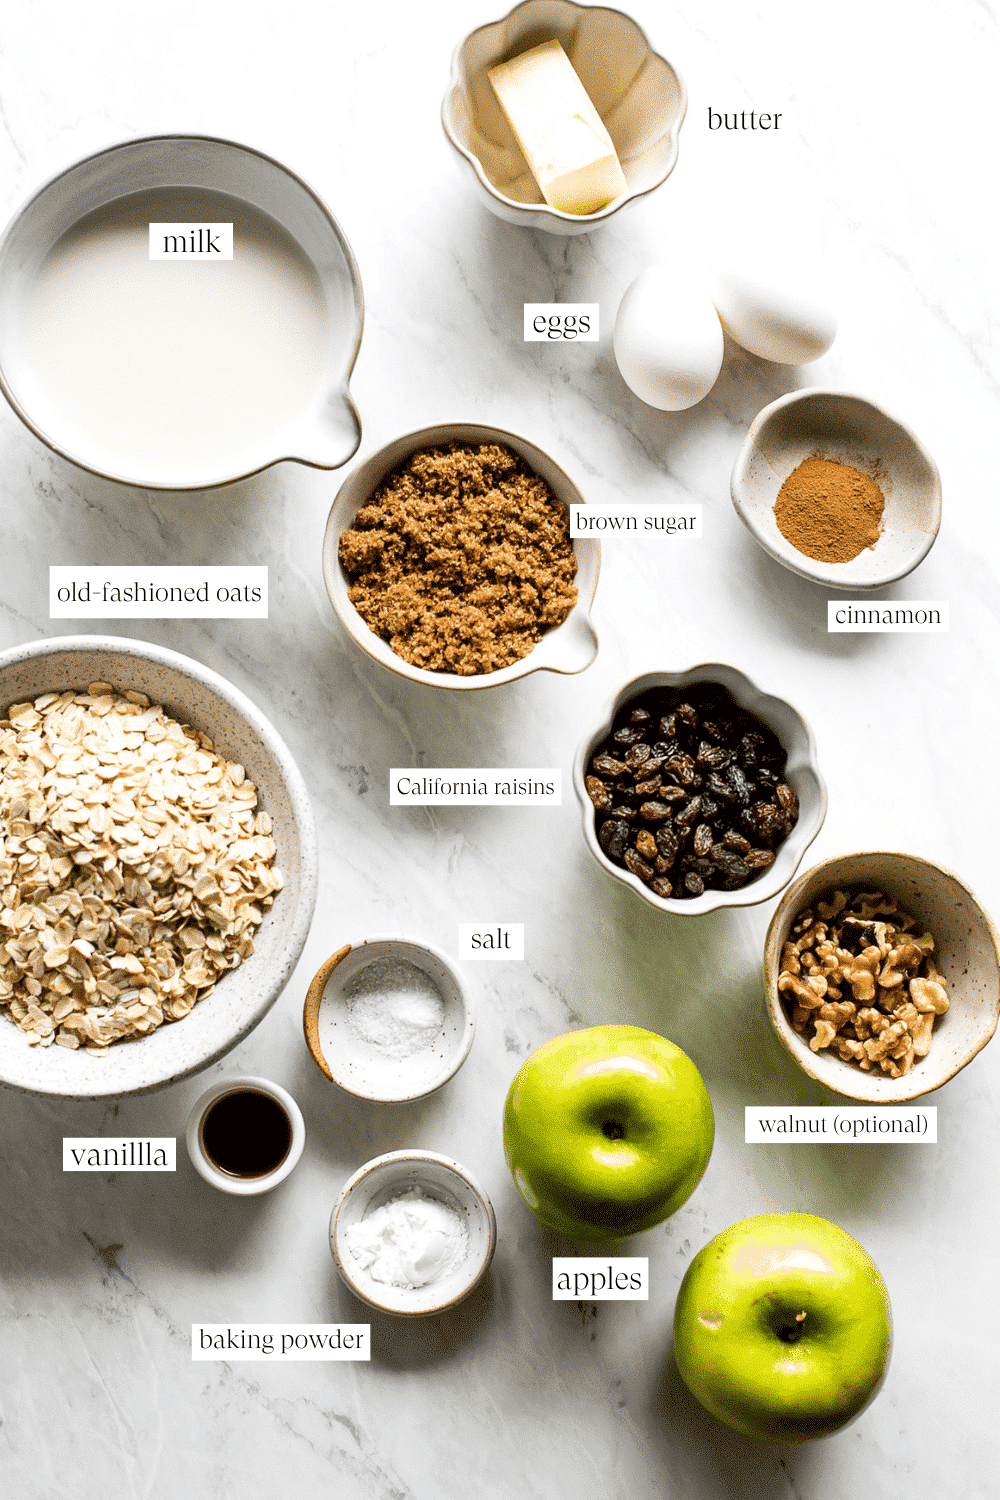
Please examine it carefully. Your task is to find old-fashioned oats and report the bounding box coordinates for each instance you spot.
[0,685,283,1052]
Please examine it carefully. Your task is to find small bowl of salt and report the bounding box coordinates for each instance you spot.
[330,1149,497,1315]
[302,935,474,1102]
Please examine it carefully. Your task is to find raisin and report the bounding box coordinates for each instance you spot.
[585,775,610,810]
[752,803,785,843]
[738,731,766,769]
[745,849,776,871]
[624,848,654,881]
[674,795,703,828]
[665,754,698,786]
[655,827,679,866]
[636,830,657,861]
[625,744,651,771]
[598,819,630,860]
[693,823,713,856]
[590,680,796,899]
[609,804,638,822]
[776,782,799,815]
[593,753,627,776]
[710,848,750,888]
[634,776,662,796]
[706,772,736,802]
[728,766,752,804]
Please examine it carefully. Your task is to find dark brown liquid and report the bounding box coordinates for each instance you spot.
[200,1089,292,1179]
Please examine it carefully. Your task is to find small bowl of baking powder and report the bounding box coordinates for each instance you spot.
[331,1149,497,1315]
[302,935,474,1102]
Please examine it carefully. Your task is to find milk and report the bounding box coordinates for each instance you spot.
[17,187,330,485]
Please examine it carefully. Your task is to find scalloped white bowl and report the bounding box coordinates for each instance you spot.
[573,664,827,916]
[442,0,687,234]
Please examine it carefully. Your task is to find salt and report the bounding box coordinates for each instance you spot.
[344,1187,469,1289]
[345,957,445,1060]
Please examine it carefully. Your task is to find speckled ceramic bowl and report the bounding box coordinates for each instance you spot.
[442,0,686,234]
[0,636,317,1098]
[573,664,826,916]
[765,852,1000,1102]
[323,422,599,690]
[731,390,942,589]
[302,935,474,1102]
[331,1150,497,1316]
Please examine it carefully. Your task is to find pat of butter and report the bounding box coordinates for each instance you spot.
[488,40,628,216]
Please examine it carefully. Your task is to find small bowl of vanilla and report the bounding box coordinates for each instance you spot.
[302,935,474,1102]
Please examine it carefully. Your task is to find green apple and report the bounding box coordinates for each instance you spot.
[673,1213,892,1443]
[503,1025,714,1241]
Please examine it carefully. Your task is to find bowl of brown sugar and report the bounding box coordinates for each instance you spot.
[730,390,941,589]
[323,423,599,689]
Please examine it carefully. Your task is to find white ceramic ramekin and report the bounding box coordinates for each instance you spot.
[302,935,474,1103]
[331,1150,497,1316]
[186,1074,306,1196]
[731,390,941,590]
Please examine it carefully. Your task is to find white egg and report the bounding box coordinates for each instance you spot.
[708,264,837,365]
[613,266,725,411]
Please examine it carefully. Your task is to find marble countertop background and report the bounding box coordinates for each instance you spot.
[0,1,997,1496]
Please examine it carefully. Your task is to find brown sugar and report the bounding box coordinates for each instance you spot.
[338,442,578,675]
[773,456,885,563]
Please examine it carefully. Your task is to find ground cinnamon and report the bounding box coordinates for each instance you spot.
[773,456,884,563]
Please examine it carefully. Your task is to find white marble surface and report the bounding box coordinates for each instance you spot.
[0,1,998,1496]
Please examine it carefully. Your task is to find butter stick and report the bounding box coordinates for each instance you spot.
[488,39,628,216]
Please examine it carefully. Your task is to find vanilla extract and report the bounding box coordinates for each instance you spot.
[200,1089,292,1179]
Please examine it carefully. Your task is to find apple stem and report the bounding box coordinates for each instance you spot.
[777,1312,808,1344]
[601,1121,626,1141]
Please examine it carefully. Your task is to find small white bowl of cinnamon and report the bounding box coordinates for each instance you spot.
[731,390,941,589]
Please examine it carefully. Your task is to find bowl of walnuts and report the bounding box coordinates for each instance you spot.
[764,851,1000,1102]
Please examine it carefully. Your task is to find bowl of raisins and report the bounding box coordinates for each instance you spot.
[574,665,826,915]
